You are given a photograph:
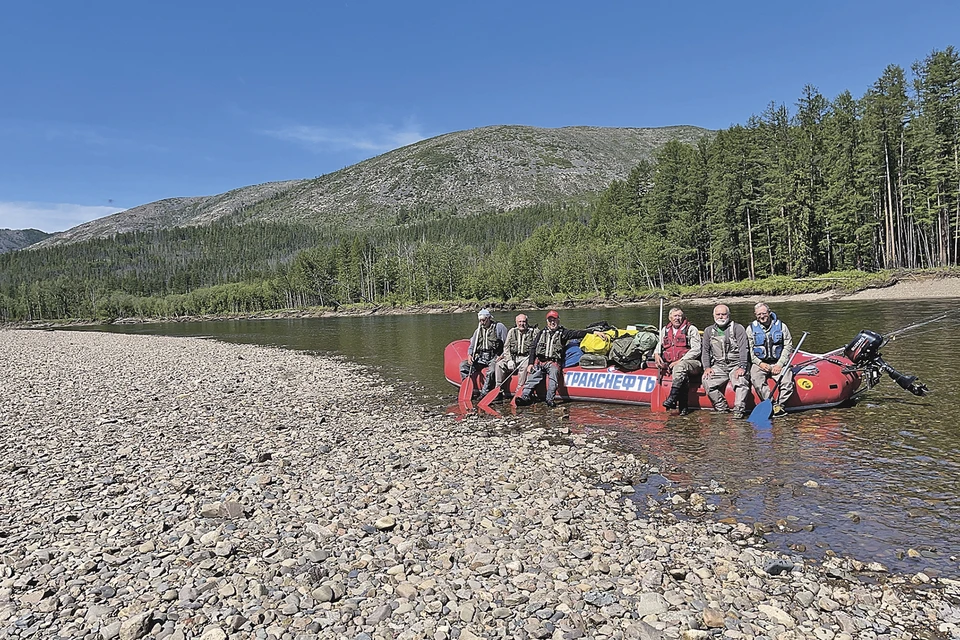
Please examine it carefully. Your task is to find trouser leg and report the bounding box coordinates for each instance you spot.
[662,383,681,409]
[776,368,795,406]
[494,358,512,387]
[670,372,688,411]
[704,371,730,411]
[731,369,750,411]
[671,360,701,413]
[459,359,472,380]
[545,363,561,403]
[677,379,691,412]
[479,356,497,393]
[513,357,530,392]
[520,365,545,400]
[481,367,495,393]
[750,365,773,401]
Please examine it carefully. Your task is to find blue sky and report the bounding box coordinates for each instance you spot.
[1,0,958,233]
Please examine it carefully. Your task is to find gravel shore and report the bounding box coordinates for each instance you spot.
[1,329,957,640]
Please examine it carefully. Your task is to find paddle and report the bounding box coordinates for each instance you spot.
[457,372,475,411]
[477,360,523,410]
[458,355,485,411]
[651,297,667,411]
[748,331,808,423]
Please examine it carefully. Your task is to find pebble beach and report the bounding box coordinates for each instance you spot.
[1,329,957,640]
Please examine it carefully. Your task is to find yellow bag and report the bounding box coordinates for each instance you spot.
[580,329,636,354]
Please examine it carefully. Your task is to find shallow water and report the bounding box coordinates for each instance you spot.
[68,298,960,576]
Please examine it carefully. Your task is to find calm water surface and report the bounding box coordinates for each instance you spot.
[70,299,960,576]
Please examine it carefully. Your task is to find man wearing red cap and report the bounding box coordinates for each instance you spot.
[516,310,593,407]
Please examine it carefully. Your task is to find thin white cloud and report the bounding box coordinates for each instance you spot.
[262,123,426,153]
[0,202,123,233]
[42,126,114,146]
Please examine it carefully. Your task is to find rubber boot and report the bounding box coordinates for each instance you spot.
[677,382,691,415]
[662,384,682,410]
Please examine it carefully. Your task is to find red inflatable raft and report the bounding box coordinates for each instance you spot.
[443,339,862,413]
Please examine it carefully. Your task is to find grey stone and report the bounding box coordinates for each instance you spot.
[366,604,393,624]
[100,622,122,640]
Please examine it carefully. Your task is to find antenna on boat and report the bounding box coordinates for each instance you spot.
[658,296,665,333]
[883,312,953,341]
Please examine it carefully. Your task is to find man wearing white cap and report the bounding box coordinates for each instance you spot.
[459,309,508,395]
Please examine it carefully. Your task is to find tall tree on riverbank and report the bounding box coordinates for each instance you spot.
[910,46,960,267]
[862,65,911,268]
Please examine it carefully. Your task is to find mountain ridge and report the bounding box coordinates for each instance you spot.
[0,228,52,254]
[35,124,711,247]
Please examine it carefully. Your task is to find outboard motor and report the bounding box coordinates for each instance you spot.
[844,330,928,396]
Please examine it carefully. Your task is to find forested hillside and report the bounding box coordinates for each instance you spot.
[2,47,958,322]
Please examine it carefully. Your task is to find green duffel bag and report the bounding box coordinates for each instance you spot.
[609,324,659,371]
[578,353,608,369]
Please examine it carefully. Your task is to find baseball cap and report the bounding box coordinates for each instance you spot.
[546,310,560,320]
[477,309,492,319]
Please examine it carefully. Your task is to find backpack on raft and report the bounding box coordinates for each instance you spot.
[585,320,616,332]
[579,320,617,354]
[578,353,608,369]
[581,327,637,355]
[564,340,583,367]
[608,324,659,371]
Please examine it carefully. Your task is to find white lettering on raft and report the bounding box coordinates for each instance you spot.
[564,371,656,394]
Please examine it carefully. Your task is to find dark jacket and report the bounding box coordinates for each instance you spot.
[530,326,589,363]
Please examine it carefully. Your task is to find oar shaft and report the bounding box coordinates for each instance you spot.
[786,331,809,369]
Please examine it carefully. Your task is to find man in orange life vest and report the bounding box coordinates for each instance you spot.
[654,307,703,415]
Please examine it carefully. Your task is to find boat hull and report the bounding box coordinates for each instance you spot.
[444,339,861,412]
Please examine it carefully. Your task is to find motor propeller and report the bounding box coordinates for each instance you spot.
[843,329,928,397]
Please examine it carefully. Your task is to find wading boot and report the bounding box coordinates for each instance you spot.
[677,385,691,415]
[662,385,682,410]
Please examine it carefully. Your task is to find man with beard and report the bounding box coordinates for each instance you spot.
[701,304,751,418]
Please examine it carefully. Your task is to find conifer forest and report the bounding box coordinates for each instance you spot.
[2,48,959,321]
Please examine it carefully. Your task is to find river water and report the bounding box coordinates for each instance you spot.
[68,298,960,577]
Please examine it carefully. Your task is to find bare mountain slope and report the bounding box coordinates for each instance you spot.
[37,124,710,247]
[0,228,52,253]
[36,182,300,247]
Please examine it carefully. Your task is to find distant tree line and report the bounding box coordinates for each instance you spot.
[1,48,957,322]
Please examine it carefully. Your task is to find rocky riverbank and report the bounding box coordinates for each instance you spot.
[1,329,957,639]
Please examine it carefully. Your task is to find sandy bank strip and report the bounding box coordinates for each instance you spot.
[0,329,957,639]
[668,275,960,307]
